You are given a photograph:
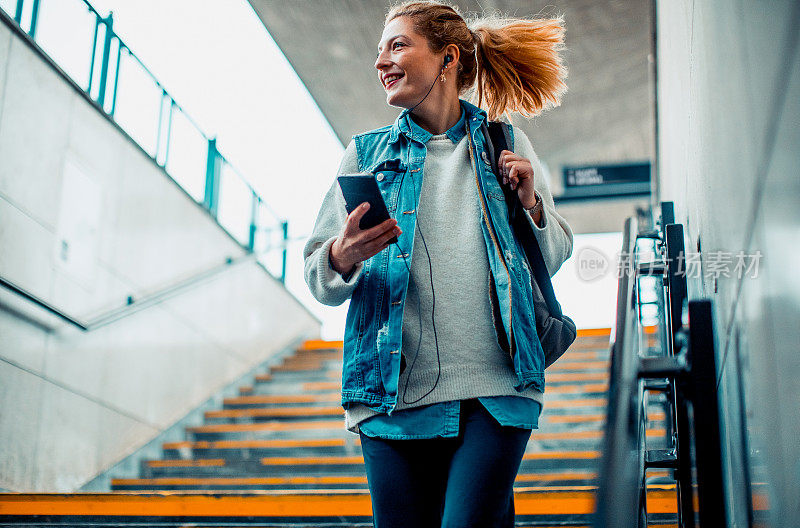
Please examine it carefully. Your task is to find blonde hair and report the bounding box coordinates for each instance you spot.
[385,0,568,120]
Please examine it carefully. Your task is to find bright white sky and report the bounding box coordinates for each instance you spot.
[23,0,619,339]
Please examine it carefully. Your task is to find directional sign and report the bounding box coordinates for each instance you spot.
[559,162,651,201]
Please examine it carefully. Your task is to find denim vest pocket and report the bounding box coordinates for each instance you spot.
[369,161,405,215]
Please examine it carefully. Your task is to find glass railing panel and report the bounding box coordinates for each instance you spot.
[254,201,285,279]
[638,276,659,304]
[164,106,207,202]
[217,161,252,246]
[112,48,161,157]
[0,0,18,19]
[32,0,96,91]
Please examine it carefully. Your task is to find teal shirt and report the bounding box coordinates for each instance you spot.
[358,396,542,440]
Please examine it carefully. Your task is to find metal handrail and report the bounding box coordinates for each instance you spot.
[595,202,729,527]
[594,216,646,527]
[0,253,258,332]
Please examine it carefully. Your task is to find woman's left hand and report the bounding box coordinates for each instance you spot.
[498,150,537,209]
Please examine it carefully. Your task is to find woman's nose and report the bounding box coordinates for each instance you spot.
[374,51,391,71]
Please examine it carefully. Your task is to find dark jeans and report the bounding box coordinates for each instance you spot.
[358,398,532,528]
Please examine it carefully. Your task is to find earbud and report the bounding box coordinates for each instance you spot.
[443,55,452,68]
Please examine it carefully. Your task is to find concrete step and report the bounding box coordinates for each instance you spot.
[200,406,665,425]
[111,468,626,491]
[163,428,669,461]
[255,370,613,386]
[139,450,605,478]
[186,416,667,441]
[0,486,687,526]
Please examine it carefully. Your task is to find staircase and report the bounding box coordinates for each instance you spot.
[0,328,679,526]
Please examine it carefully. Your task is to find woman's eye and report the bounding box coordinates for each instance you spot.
[376,42,405,57]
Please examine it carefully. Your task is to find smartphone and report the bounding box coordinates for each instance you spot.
[337,175,398,244]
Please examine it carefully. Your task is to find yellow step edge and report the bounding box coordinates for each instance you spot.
[300,340,344,350]
[258,451,601,466]
[546,411,665,424]
[205,399,633,419]
[224,393,341,405]
[187,420,667,434]
[547,383,608,393]
[195,410,642,426]
[205,407,343,419]
[320,371,610,381]
[111,469,625,487]
[0,488,693,517]
[273,359,611,374]
[163,439,347,450]
[146,459,225,468]
[227,383,608,400]
[301,331,612,348]
[188,421,345,433]
[112,476,369,486]
[165,428,666,451]
[211,397,611,416]
[577,328,612,336]
[547,361,610,371]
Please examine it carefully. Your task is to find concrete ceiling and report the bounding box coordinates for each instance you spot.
[248,0,655,233]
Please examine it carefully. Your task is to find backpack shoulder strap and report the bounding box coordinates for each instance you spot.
[485,120,563,318]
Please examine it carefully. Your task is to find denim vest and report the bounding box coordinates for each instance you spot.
[342,99,545,414]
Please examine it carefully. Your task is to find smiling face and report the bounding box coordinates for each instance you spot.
[375,16,445,109]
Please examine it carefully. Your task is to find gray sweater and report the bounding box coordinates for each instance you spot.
[303,127,574,434]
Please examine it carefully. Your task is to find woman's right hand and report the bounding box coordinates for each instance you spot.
[330,203,403,275]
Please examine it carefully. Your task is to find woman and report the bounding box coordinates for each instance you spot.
[303,1,573,526]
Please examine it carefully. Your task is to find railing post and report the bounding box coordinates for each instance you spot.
[675,356,696,528]
[26,0,39,38]
[9,0,39,35]
[87,13,99,93]
[154,89,165,162]
[657,202,674,358]
[13,0,23,24]
[687,300,727,525]
[280,221,288,284]
[109,44,122,116]
[160,98,174,167]
[661,201,675,227]
[665,223,687,351]
[248,194,259,251]
[204,138,221,217]
[96,13,113,108]
[664,222,693,528]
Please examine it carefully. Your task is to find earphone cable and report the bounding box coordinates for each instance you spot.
[395,171,441,404]
[385,60,451,405]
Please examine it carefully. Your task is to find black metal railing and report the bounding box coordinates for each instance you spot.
[594,202,728,527]
[594,216,646,526]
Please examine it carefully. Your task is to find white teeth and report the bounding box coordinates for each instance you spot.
[384,74,403,85]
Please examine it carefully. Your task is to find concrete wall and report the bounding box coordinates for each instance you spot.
[656,1,799,525]
[0,17,320,491]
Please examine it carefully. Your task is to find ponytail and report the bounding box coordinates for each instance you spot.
[385,1,568,121]
[470,16,568,120]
